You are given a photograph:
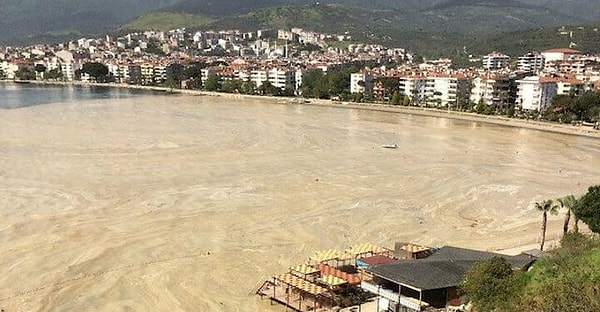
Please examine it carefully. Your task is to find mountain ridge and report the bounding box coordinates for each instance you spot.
[2,0,600,58]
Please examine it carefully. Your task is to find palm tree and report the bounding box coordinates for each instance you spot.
[535,199,559,251]
[557,195,577,237]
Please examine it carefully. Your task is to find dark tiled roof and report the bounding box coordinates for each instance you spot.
[427,246,534,269]
[369,259,473,290]
[367,246,536,291]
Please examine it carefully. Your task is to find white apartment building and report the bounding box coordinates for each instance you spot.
[140,63,154,84]
[541,48,582,64]
[398,76,427,104]
[516,76,557,111]
[60,63,77,81]
[517,52,545,73]
[425,75,470,107]
[482,52,510,70]
[250,68,295,90]
[267,68,295,90]
[0,61,19,79]
[250,69,268,87]
[470,74,511,107]
[350,72,373,95]
[555,78,594,96]
[107,64,122,82]
[153,65,167,84]
[470,76,496,106]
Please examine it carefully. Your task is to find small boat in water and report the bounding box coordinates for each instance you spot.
[382,144,398,149]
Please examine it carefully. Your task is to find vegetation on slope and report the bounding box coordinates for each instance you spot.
[462,185,600,311]
[122,12,214,31]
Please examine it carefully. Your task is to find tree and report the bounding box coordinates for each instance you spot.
[258,80,279,96]
[302,69,329,99]
[535,199,559,251]
[165,63,184,89]
[573,185,600,234]
[390,91,400,105]
[221,79,242,93]
[353,92,363,103]
[16,66,36,80]
[81,62,109,82]
[403,94,410,106]
[240,81,256,95]
[204,74,221,91]
[461,257,523,312]
[34,64,47,79]
[183,62,206,80]
[45,68,63,80]
[557,195,578,237]
[475,99,486,114]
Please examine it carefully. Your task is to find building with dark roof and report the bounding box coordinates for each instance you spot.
[360,246,536,312]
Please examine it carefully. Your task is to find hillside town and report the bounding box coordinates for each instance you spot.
[2,27,600,119]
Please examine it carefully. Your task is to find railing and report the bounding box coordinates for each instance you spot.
[360,281,426,311]
[360,281,400,302]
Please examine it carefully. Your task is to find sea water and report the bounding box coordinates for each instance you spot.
[0,82,160,109]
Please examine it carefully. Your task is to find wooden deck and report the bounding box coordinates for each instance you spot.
[257,279,334,312]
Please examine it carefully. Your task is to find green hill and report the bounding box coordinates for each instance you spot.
[470,23,600,56]
[122,12,214,31]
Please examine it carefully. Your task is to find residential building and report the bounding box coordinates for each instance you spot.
[140,63,154,85]
[482,52,510,70]
[250,69,268,88]
[350,72,373,97]
[425,74,470,108]
[541,48,582,64]
[398,76,427,105]
[470,73,513,108]
[516,76,558,111]
[267,68,295,90]
[60,62,76,81]
[555,77,594,96]
[153,65,167,84]
[517,52,545,73]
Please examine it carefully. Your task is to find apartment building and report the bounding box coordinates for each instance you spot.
[424,74,470,107]
[482,52,510,70]
[470,74,512,107]
[60,62,77,81]
[268,68,295,90]
[517,52,545,73]
[140,63,154,85]
[516,76,557,111]
[249,68,295,90]
[350,72,373,96]
[398,76,427,104]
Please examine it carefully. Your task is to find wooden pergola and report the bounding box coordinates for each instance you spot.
[256,273,335,312]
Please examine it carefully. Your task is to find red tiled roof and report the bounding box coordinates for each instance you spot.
[316,264,361,285]
[542,48,581,54]
[358,255,396,266]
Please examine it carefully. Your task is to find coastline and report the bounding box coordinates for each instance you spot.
[2,81,599,311]
[5,80,600,139]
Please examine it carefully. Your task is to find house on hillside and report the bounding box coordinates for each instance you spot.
[360,246,536,312]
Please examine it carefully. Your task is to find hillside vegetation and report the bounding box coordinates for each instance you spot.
[463,233,600,311]
[5,0,600,59]
[122,12,214,31]
[123,5,600,58]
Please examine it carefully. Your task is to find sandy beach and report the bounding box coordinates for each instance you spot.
[0,93,599,311]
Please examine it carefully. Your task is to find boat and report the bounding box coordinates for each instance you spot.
[382,144,398,149]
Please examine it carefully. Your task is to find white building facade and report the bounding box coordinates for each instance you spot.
[350,72,373,95]
[482,52,510,70]
[516,76,557,111]
[517,52,545,73]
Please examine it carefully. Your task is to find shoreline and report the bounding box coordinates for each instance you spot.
[4,80,600,139]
